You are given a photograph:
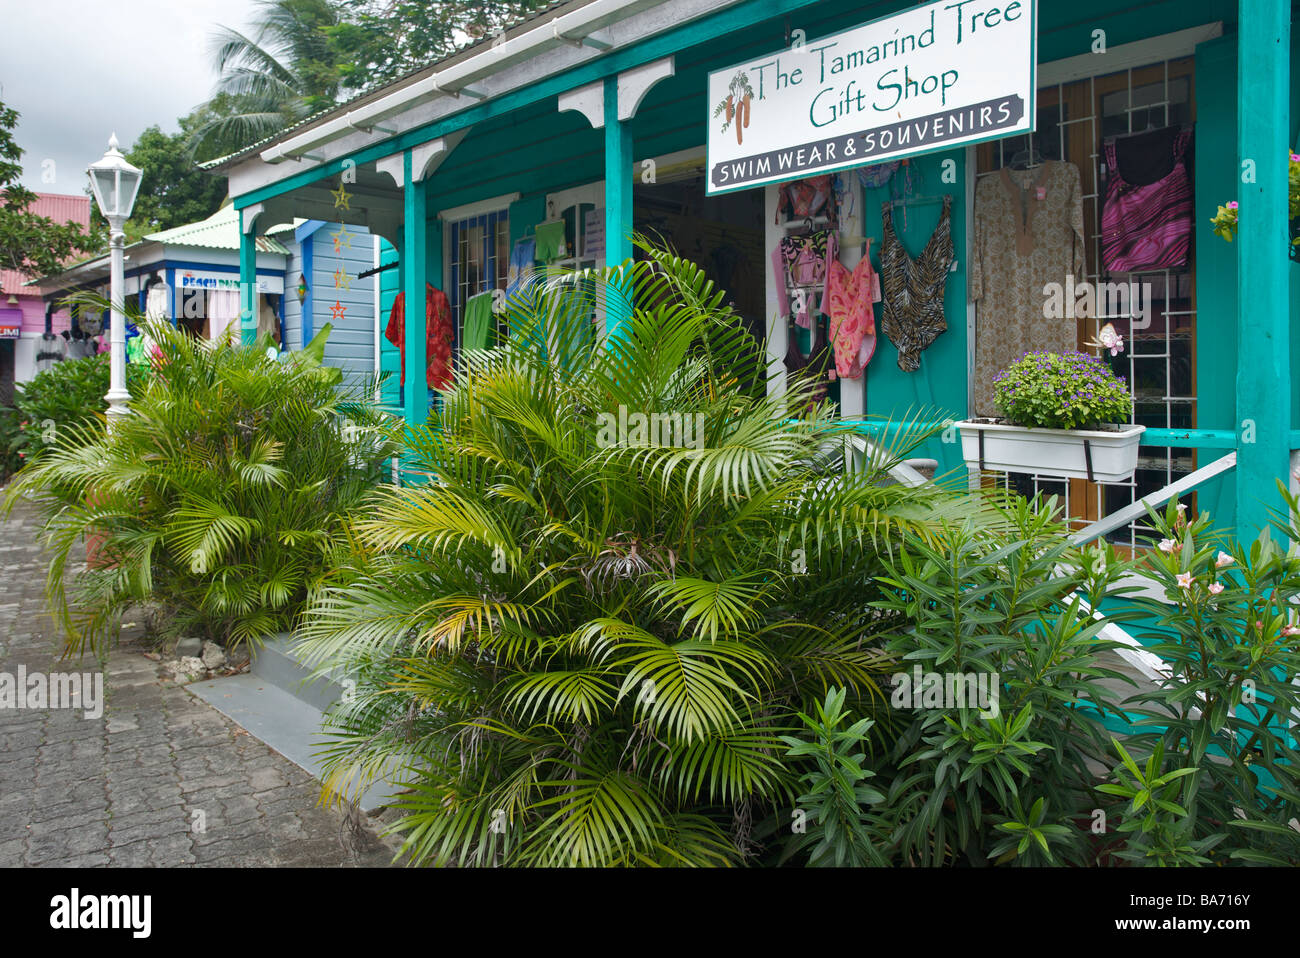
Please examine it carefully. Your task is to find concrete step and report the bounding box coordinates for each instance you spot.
[189,672,403,814]
[250,633,353,712]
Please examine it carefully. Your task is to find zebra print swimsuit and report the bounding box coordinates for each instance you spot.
[879,195,954,372]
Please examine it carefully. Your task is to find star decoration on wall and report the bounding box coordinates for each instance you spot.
[333,267,351,290]
[330,300,348,321]
[331,182,352,210]
[331,224,354,252]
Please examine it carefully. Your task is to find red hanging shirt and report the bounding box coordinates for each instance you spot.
[385,282,455,390]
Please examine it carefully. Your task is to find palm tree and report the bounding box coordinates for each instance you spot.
[297,243,1003,866]
[187,0,346,159]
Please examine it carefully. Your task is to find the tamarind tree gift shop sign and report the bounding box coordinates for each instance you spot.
[707,0,1036,193]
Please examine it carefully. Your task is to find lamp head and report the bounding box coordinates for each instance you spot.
[87,133,143,226]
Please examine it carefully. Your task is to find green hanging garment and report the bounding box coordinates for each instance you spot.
[534,220,567,262]
[462,292,495,353]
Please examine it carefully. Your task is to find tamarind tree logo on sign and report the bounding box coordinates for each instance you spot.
[706,0,1037,194]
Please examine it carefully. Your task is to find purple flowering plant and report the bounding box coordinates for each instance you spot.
[992,350,1132,430]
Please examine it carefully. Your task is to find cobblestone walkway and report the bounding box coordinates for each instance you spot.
[0,498,394,867]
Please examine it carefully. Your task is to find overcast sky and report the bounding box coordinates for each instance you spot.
[2,0,258,191]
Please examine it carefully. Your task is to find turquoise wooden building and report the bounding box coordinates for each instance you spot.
[214,0,1296,558]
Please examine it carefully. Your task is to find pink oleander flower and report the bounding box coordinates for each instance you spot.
[1215,551,1234,568]
[1158,538,1177,553]
[1227,201,1239,210]
[1208,582,1224,595]
[1176,572,1193,589]
[1291,153,1299,162]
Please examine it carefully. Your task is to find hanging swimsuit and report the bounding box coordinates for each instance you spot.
[772,230,835,328]
[784,317,833,410]
[775,175,837,228]
[824,241,881,379]
[1101,126,1193,272]
[879,195,953,372]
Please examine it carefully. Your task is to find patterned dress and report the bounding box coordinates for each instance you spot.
[879,195,954,372]
[970,160,1085,417]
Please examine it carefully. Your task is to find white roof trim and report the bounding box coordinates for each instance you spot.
[437,192,522,222]
[226,0,743,201]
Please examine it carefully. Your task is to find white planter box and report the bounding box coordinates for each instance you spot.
[956,420,1146,482]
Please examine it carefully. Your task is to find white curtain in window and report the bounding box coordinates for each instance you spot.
[206,289,241,343]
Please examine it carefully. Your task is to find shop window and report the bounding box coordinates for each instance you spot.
[446,210,510,355]
[976,56,1198,550]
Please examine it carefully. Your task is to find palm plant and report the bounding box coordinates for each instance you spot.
[3,310,395,655]
[298,243,1001,866]
[187,0,346,158]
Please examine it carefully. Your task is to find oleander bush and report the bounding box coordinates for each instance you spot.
[779,492,1300,867]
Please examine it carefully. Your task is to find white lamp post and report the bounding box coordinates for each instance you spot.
[86,134,142,429]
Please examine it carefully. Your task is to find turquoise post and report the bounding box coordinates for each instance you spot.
[402,150,429,430]
[1235,0,1292,538]
[238,208,258,345]
[603,75,633,341]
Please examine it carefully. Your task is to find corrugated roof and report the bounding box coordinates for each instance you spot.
[145,202,290,254]
[28,191,91,229]
[2,269,36,297]
[0,192,93,294]
[204,0,584,171]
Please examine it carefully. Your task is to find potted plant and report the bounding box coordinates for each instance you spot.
[1210,150,1300,260]
[955,349,1144,482]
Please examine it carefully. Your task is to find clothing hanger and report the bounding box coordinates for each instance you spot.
[1008,147,1044,170]
[1008,132,1044,170]
[779,214,831,231]
[887,194,950,208]
[1110,121,1167,141]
